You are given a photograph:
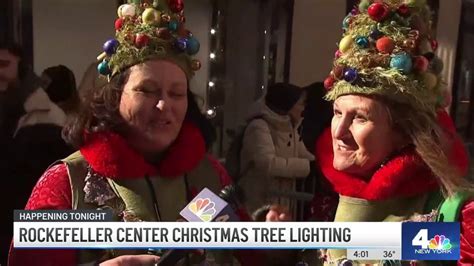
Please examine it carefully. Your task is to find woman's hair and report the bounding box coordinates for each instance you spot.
[63,69,216,150]
[385,99,472,196]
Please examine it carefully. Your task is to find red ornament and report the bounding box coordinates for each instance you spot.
[135,34,150,48]
[168,0,184,13]
[367,3,389,22]
[156,28,172,40]
[324,76,336,90]
[413,56,429,72]
[115,18,124,31]
[397,4,410,17]
[376,36,395,54]
[431,39,439,51]
[335,50,342,59]
[332,65,345,80]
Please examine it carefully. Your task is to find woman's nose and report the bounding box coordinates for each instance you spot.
[156,100,165,111]
[333,117,351,140]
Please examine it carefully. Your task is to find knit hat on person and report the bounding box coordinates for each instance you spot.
[96,0,201,80]
[323,0,444,114]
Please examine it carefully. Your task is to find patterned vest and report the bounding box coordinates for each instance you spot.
[62,151,231,265]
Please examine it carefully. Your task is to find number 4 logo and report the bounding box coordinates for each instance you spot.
[412,229,429,249]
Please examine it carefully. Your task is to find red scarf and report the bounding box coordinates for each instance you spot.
[79,121,206,179]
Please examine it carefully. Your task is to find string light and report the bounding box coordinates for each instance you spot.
[263,56,266,60]
[210,53,216,59]
[264,30,267,35]
[210,28,216,35]
[208,81,215,87]
[206,108,216,118]
[261,85,265,90]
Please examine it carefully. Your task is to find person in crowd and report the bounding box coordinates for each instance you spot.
[315,0,474,264]
[8,2,285,265]
[239,82,315,217]
[300,81,332,153]
[41,64,80,115]
[0,41,70,264]
[299,82,338,222]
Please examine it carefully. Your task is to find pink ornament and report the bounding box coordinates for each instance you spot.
[431,39,439,51]
[335,50,343,58]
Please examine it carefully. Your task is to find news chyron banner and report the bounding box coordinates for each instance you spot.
[13,210,460,261]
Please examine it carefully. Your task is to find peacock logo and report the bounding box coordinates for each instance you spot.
[188,198,216,222]
[428,235,452,250]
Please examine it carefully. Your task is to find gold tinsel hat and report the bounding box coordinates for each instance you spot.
[97,0,201,79]
[324,0,445,114]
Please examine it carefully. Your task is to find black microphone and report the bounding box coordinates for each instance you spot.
[155,185,245,266]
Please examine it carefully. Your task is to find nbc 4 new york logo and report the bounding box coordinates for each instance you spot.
[402,222,460,261]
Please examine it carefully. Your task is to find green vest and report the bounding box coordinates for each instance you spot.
[62,151,230,265]
[324,193,433,266]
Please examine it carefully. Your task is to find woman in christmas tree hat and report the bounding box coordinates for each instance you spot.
[315,0,474,264]
[8,1,275,265]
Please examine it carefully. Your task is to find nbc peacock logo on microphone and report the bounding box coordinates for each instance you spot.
[187,198,217,222]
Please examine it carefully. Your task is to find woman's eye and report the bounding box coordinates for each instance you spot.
[333,109,342,116]
[354,114,368,122]
[170,92,186,98]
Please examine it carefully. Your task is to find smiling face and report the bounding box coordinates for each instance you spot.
[331,95,403,177]
[119,59,188,155]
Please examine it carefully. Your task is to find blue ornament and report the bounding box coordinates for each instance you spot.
[175,37,187,51]
[344,68,358,83]
[186,37,200,55]
[390,53,413,74]
[103,39,119,55]
[370,28,383,40]
[168,20,179,32]
[355,36,369,48]
[97,61,110,75]
[342,15,352,31]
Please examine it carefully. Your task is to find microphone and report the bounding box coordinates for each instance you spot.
[156,185,245,266]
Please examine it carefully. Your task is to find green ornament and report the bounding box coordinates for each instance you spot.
[359,0,370,12]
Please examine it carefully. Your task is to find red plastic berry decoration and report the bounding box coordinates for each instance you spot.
[368,3,389,22]
[397,4,410,17]
[376,36,395,54]
[335,50,342,59]
[115,18,124,31]
[135,34,150,48]
[168,0,184,13]
[431,39,439,51]
[324,76,336,90]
